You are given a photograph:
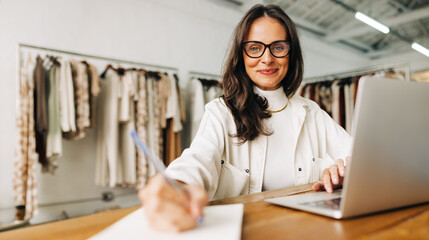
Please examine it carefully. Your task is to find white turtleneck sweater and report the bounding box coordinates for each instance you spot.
[254,86,295,191]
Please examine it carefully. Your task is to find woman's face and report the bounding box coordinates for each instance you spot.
[243,17,289,91]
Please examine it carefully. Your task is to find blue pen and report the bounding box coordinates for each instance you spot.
[129,130,204,224]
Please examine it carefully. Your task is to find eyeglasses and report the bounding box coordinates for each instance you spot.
[242,40,290,58]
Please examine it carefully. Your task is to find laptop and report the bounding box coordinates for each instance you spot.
[265,76,429,219]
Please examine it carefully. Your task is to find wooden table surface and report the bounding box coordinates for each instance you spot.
[1,183,428,240]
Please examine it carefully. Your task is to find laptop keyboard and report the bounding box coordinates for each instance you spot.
[300,197,342,210]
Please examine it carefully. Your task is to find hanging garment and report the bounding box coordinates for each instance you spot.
[174,130,181,159]
[145,74,157,177]
[153,74,162,163]
[57,58,76,133]
[34,56,49,169]
[188,77,205,142]
[344,84,351,133]
[173,80,184,133]
[164,73,184,166]
[141,71,169,176]
[344,81,356,134]
[164,118,177,166]
[338,83,346,129]
[118,71,137,186]
[353,77,361,104]
[14,54,38,220]
[203,83,222,105]
[318,83,332,116]
[118,71,134,123]
[303,83,311,99]
[165,73,177,121]
[64,59,90,140]
[331,80,341,125]
[135,71,149,188]
[45,60,62,173]
[188,77,223,143]
[82,61,100,128]
[157,73,172,167]
[200,79,222,104]
[158,73,171,129]
[96,68,120,187]
[297,83,306,98]
[176,79,186,125]
[313,83,320,106]
[308,84,315,101]
[165,72,183,132]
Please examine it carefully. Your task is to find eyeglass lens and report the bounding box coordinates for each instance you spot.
[244,41,290,58]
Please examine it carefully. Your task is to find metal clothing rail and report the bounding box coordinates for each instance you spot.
[37,191,137,208]
[303,63,410,84]
[18,43,178,71]
[188,70,221,80]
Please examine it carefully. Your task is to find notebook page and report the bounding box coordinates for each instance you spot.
[88,203,244,240]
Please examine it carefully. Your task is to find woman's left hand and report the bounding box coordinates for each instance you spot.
[312,157,349,193]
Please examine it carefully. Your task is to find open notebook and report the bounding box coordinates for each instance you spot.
[88,203,244,240]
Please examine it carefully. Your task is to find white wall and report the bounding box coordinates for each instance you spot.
[300,35,369,78]
[2,0,424,227]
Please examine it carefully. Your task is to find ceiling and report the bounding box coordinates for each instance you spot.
[229,0,429,59]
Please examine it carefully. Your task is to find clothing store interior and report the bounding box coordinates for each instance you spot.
[1,0,429,238]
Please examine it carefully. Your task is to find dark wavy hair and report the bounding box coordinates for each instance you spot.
[221,4,304,144]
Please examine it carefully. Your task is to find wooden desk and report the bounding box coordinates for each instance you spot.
[1,184,428,240]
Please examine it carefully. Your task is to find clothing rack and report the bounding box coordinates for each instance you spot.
[188,71,221,81]
[16,43,179,111]
[18,43,178,72]
[303,63,410,84]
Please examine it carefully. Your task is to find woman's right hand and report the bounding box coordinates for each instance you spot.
[312,157,349,193]
[138,174,208,232]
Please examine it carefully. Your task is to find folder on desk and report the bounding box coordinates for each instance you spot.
[88,203,244,240]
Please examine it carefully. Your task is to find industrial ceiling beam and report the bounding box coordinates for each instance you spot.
[324,6,429,42]
[289,13,373,53]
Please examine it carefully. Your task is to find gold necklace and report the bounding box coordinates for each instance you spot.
[267,97,290,114]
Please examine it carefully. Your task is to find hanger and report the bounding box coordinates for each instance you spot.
[145,71,161,80]
[101,64,125,78]
[128,67,148,75]
[100,64,113,78]
[198,78,222,88]
[173,73,179,83]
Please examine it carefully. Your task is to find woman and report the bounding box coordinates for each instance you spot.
[139,4,352,232]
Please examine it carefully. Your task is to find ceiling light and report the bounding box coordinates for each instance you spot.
[411,42,429,57]
[354,11,390,34]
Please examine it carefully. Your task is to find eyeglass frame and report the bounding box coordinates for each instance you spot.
[242,40,291,58]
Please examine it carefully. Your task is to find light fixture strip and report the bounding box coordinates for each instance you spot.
[333,0,428,58]
[412,42,429,57]
[355,11,390,34]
